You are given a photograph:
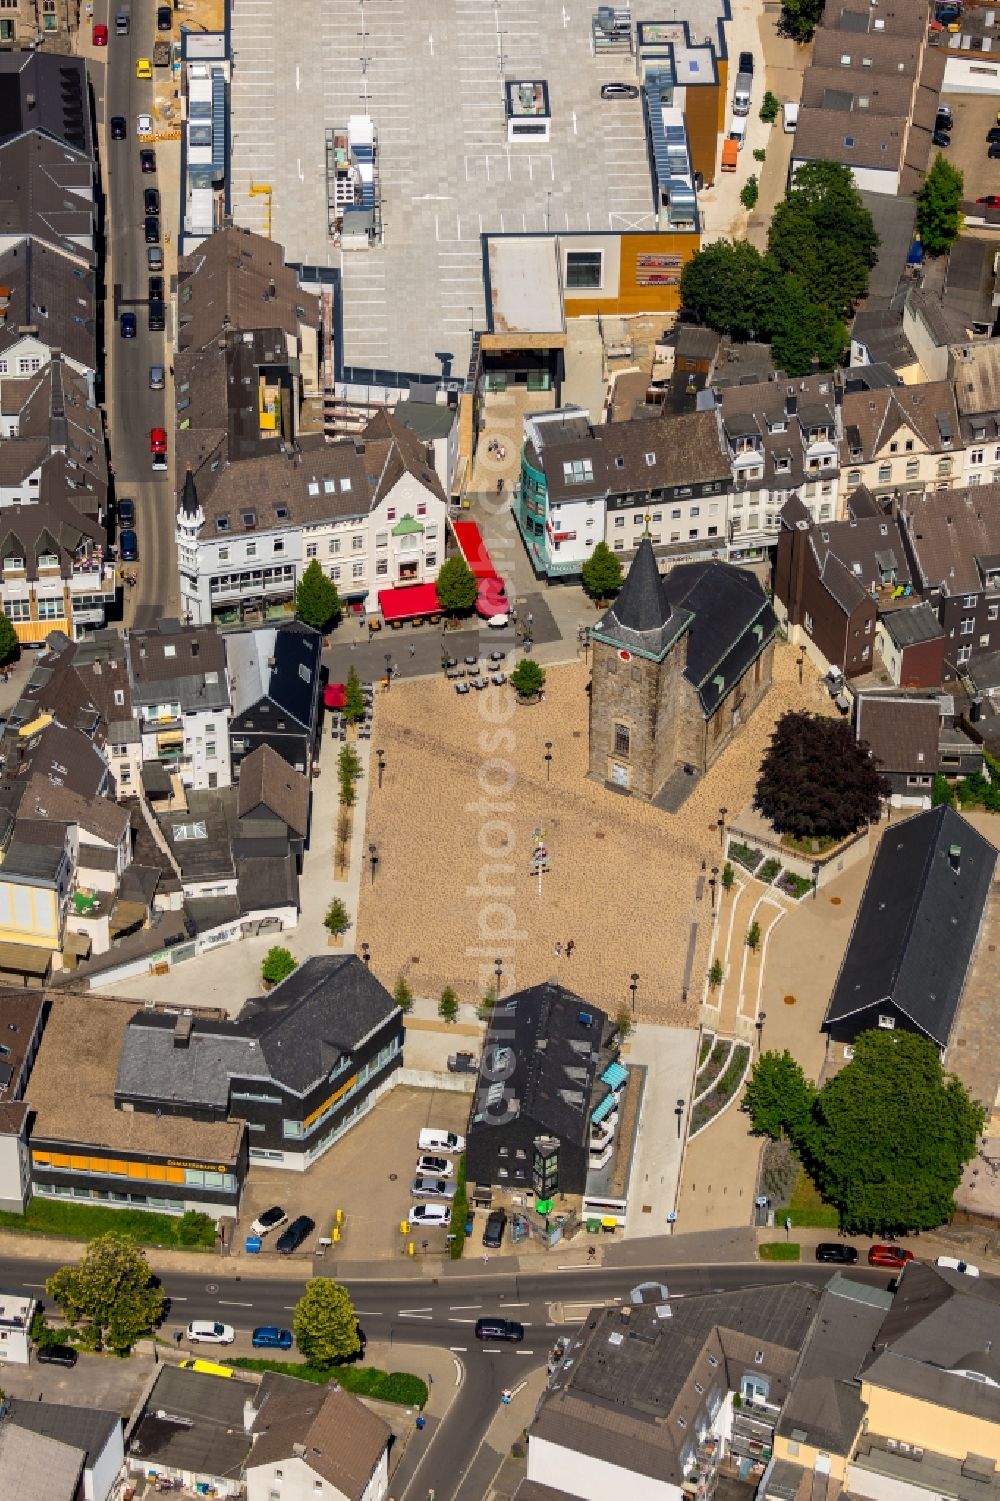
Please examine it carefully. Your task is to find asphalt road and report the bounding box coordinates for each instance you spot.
[99,0,177,628]
[0,1251,894,1501]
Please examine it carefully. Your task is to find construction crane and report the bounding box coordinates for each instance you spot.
[249,182,273,239]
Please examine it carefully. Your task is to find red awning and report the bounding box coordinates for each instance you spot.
[451,520,498,580]
[476,596,508,619]
[324,683,346,709]
[378,582,440,622]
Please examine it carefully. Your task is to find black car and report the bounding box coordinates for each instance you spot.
[117,496,136,529]
[110,115,127,140]
[275,1214,315,1254]
[37,1342,77,1366]
[990,142,1000,160]
[815,1242,858,1265]
[148,276,164,301]
[148,300,165,332]
[144,216,160,245]
[482,1208,507,1249]
[739,50,754,74]
[987,127,1000,143]
[475,1317,524,1342]
[143,187,160,215]
[140,148,156,174]
[932,129,951,147]
[157,4,172,28]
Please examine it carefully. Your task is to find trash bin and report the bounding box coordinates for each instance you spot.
[245,1235,262,1254]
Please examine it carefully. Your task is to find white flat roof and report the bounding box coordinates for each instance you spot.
[488,237,564,335]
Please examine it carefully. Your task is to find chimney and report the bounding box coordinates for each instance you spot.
[949,844,962,875]
[173,1014,194,1049]
[243,1397,257,1435]
[293,1442,307,1458]
[25,94,35,110]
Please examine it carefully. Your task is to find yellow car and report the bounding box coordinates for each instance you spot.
[179,1359,234,1378]
[135,57,153,79]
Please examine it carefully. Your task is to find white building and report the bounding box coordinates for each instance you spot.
[128,620,232,792]
[246,1374,392,1501]
[0,1293,33,1364]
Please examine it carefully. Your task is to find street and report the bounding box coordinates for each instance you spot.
[99,0,178,628]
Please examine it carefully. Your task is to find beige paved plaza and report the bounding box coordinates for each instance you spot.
[357,641,831,1020]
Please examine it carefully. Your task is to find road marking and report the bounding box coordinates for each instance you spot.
[449,1345,467,1352]
[399,1312,432,1320]
[501,1301,528,1307]
[354,1310,384,1317]
[169,1296,188,1302]
[449,1303,482,1310]
[218,1300,253,1308]
[449,1317,478,1324]
[516,1350,535,1355]
[398,1306,433,1315]
[23,1284,45,1289]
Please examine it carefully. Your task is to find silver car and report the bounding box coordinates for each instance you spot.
[411,1176,457,1201]
[149,364,165,391]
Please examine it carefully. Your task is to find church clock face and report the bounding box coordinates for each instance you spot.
[618,650,632,663]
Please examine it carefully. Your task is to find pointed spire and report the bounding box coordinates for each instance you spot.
[610,536,671,635]
[179,465,199,519]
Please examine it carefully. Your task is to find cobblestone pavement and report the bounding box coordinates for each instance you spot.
[356,641,832,1018]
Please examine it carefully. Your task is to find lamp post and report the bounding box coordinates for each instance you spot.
[812,861,820,900]
[675,1098,685,1140]
[629,971,639,1015]
[797,645,806,685]
[718,806,728,850]
[494,956,503,994]
[710,865,719,911]
[361,941,371,967]
[376,747,385,789]
[756,1011,767,1052]
[368,842,379,887]
[384,652,392,691]
[544,741,553,782]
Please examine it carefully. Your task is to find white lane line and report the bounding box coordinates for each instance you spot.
[449,1318,478,1324]
[218,1300,253,1307]
[449,1304,482,1311]
[502,1302,529,1307]
[515,1350,536,1355]
[353,1311,384,1317]
[449,1345,468,1352]
[169,1296,188,1303]
[482,1348,502,1354]
[399,1312,433,1320]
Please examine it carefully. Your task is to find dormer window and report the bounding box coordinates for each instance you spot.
[562,459,593,485]
[216,517,229,532]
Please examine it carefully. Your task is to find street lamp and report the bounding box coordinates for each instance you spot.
[718,806,728,850]
[544,741,553,782]
[812,861,820,900]
[756,1011,767,1052]
[494,956,503,994]
[376,747,385,789]
[710,865,719,911]
[629,972,639,1015]
[675,1098,686,1139]
[384,652,392,691]
[797,645,806,685]
[361,941,371,967]
[368,842,379,886]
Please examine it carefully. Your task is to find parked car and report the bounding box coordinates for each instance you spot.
[119,528,138,562]
[140,147,157,173]
[275,1214,315,1254]
[144,215,160,245]
[416,1155,454,1178]
[147,244,164,270]
[868,1244,913,1269]
[116,497,136,529]
[137,113,153,136]
[987,127,1000,144]
[251,1205,288,1237]
[136,57,153,79]
[936,1255,979,1276]
[150,427,167,455]
[990,142,1000,160]
[157,3,173,27]
[475,1317,524,1343]
[37,1342,77,1366]
[932,129,951,148]
[148,275,164,301]
[738,50,754,74]
[418,1128,465,1154]
[411,1176,457,1200]
[977,194,1000,206]
[483,1208,507,1248]
[935,105,953,129]
[144,187,161,216]
[187,1320,235,1345]
[179,1358,233,1376]
[120,311,137,339]
[92,22,108,44]
[408,1202,451,1228]
[600,82,639,99]
[149,364,165,390]
[252,1327,294,1349]
[110,115,127,140]
[815,1242,858,1264]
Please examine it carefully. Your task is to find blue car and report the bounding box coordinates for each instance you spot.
[119,528,138,562]
[252,1327,293,1350]
[120,311,136,338]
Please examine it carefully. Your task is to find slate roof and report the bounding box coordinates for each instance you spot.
[238,744,309,837]
[856,694,940,775]
[0,1422,85,1501]
[592,537,693,661]
[227,620,321,730]
[128,620,230,712]
[248,1373,391,1499]
[0,242,98,374]
[667,561,778,716]
[880,601,945,648]
[823,805,996,1047]
[902,486,1000,596]
[128,1366,253,1480]
[842,381,960,460]
[530,410,729,507]
[19,777,128,846]
[6,1399,120,1472]
[176,225,319,352]
[0,497,106,582]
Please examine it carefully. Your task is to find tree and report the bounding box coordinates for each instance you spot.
[770,274,847,376]
[292,1278,361,1367]
[782,0,826,43]
[438,986,459,1022]
[295,559,341,633]
[176,1211,215,1247]
[744,1050,816,1143]
[615,1005,633,1042]
[759,91,780,123]
[916,154,964,256]
[740,175,759,212]
[262,946,297,986]
[343,664,365,725]
[0,612,17,666]
[932,773,953,808]
[324,898,350,936]
[338,743,360,807]
[746,920,761,952]
[754,712,887,841]
[393,975,414,1014]
[680,240,772,339]
[810,1031,985,1233]
[721,862,735,891]
[434,556,478,616]
[581,542,623,602]
[708,958,724,989]
[45,1234,164,1355]
[510,658,545,699]
[767,162,877,317]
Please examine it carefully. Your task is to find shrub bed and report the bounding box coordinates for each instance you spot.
[229,1358,428,1407]
[698,1032,715,1067]
[776,870,813,900]
[729,841,763,873]
[695,1039,731,1094]
[759,1242,800,1261]
[448,1153,468,1259]
[0,1201,215,1249]
[759,857,782,884]
[691,1042,751,1133]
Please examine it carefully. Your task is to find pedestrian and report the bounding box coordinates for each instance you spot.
[409,643,415,657]
[554,941,562,958]
[527,611,533,626]
[566,939,575,958]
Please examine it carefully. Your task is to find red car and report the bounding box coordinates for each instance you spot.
[92,22,108,44]
[868,1244,913,1269]
[976,195,1000,207]
[150,427,167,454]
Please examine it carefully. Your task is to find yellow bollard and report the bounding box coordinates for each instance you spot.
[335,1208,344,1225]
[332,1226,340,1243]
[407,1240,415,1256]
[399,1220,409,1236]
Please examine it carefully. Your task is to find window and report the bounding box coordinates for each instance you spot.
[352,534,364,551]
[989,605,998,622]
[274,539,285,554]
[877,463,891,484]
[306,543,317,558]
[971,449,984,465]
[352,562,364,579]
[878,1014,895,1030]
[964,595,977,608]
[426,553,437,567]
[37,598,62,620]
[376,558,388,575]
[562,458,594,485]
[329,538,341,555]
[969,473,982,488]
[614,516,625,528]
[246,542,257,559]
[7,600,29,621]
[905,460,919,480]
[614,723,630,757]
[566,250,603,289]
[961,618,974,635]
[958,644,972,665]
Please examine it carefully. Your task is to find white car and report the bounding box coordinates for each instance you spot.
[137,113,153,136]
[187,1320,235,1344]
[408,1203,451,1228]
[411,1176,457,1200]
[936,1256,980,1277]
[417,1128,465,1154]
[251,1205,287,1237]
[416,1155,454,1178]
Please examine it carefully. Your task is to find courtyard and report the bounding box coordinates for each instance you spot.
[356,639,833,1020]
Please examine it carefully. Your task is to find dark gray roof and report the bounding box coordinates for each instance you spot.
[2,837,65,882]
[6,1400,120,1470]
[881,601,945,648]
[823,806,996,1047]
[127,1366,252,1480]
[592,537,692,661]
[667,561,778,716]
[856,694,940,776]
[237,853,298,914]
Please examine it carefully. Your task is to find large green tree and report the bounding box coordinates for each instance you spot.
[434,555,478,616]
[782,0,826,38]
[767,162,878,317]
[916,154,964,256]
[293,1278,361,1366]
[770,275,847,377]
[295,559,341,632]
[581,542,623,602]
[343,664,365,725]
[680,240,773,339]
[45,1234,164,1355]
[0,612,17,666]
[744,1050,816,1144]
[754,712,887,840]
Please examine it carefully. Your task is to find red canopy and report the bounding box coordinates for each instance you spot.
[451,520,497,580]
[476,596,508,619]
[378,582,440,622]
[324,683,346,710]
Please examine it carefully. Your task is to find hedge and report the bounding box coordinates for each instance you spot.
[228,1357,428,1407]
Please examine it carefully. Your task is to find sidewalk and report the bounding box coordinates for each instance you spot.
[453,1364,548,1501]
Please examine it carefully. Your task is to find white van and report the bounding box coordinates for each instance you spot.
[418,1127,466,1154]
[728,118,747,150]
[783,100,799,134]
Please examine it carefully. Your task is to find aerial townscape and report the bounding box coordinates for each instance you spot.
[0,0,1000,1500]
